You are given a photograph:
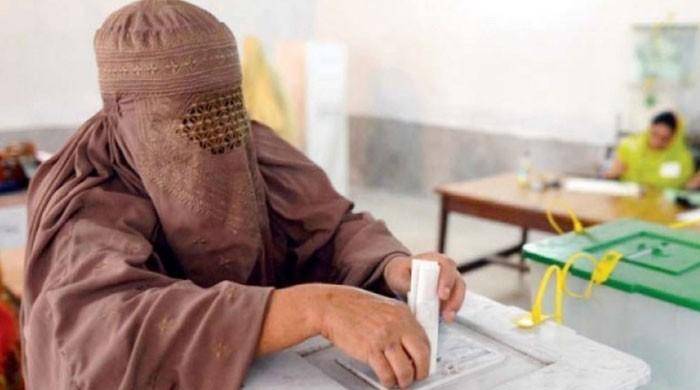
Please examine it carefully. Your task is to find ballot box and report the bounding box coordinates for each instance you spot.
[524,219,700,390]
[244,293,649,389]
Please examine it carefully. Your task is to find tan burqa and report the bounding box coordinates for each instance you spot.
[21,1,409,388]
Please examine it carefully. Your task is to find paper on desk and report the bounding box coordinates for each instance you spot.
[562,178,642,197]
[677,207,700,222]
[336,324,505,390]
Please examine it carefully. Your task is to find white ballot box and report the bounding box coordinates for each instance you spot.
[524,219,700,389]
[244,293,650,389]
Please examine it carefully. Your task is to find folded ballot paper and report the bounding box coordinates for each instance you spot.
[337,259,504,390]
[408,259,441,374]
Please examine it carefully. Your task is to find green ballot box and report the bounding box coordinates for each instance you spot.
[523,219,700,390]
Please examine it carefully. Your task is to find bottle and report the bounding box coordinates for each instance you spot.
[517,150,532,188]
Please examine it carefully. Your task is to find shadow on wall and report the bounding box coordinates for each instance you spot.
[352,67,425,193]
[348,62,609,196]
[350,116,608,196]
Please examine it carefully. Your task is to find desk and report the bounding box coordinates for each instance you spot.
[436,173,692,273]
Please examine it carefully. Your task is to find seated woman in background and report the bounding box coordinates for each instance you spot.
[605,111,697,190]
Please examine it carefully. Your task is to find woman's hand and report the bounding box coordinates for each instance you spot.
[604,158,626,180]
[257,284,430,388]
[319,286,431,389]
[686,173,700,190]
[383,252,466,322]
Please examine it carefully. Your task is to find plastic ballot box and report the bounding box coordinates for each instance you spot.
[244,293,649,389]
[524,219,700,390]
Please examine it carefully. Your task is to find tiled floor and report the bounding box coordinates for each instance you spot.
[351,189,553,310]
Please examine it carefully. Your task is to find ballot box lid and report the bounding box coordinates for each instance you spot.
[524,219,700,311]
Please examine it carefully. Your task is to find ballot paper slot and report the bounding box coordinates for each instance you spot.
[298,322,551,390]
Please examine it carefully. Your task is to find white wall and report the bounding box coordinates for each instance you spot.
[2,1,700,144]
[315,0,700,144]
[0,0,315,130]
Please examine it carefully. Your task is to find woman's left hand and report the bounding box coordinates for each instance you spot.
[383,252,466,322]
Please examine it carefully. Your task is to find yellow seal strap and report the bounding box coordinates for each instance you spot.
[516,250,623,329]
[545,202,586,235]
[669,217,700,230]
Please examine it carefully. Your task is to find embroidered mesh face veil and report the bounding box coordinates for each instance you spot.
[91,0,269,285]
[177,86,250,154]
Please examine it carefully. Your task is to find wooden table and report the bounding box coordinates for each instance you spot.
[436,173,693,273]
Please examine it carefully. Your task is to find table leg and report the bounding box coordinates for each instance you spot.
[456,226,530,274]
[519,227,529,271]
[438,196,449,253]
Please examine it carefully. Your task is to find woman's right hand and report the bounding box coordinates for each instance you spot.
[686,173,700,190]
[317,285,431,389]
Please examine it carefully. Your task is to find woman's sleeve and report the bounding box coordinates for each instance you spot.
[23,184,272,390]
[680,147,696,184]
[615,136,634,167]
[251,123,411,291]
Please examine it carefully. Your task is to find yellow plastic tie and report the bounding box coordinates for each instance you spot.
[590,251,623,284]
[560,252,597,299]
[516,264,563,328]
[516,250,623,329]
[568,208,585,234]
[545,207,565,235]
[669,217,700,230]
[546,202,585,235]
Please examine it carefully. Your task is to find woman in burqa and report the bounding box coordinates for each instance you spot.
[22,1,466,389]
